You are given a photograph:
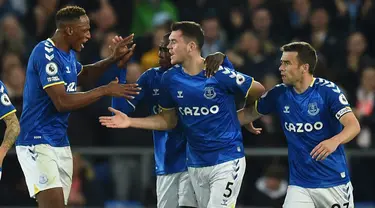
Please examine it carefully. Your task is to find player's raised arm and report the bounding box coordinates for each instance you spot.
[78,34,136,85]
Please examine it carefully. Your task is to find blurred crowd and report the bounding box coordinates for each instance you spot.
[0,0,375,207]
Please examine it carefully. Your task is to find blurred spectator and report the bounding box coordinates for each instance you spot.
[288,0,311,37]
[352,66,375,149]
[1,51,23,72]
[23,0,58,43]
[248,163,288,208]
[90,0,117,41]
[334,32,374,103]
[296,8,341,68]
[201,15,226,57]
[0,14,28,58]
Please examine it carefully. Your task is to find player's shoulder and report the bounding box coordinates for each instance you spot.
[31,39,56,61]
[161,65,181,79]
[312,77,342,95]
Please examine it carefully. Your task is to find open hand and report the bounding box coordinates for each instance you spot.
[105,77,140,99]
[310,138,340,161]
[109,35,136,68]
[99,107,131,128]
[204,52,225,78]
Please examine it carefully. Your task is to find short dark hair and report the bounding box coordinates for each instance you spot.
[281,42,318,74]
[55,6,86,27]
[170,21,204,50]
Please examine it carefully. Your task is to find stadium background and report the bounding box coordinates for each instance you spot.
[0,0,374,207]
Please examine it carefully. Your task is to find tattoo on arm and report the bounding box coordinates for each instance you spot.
[1,113,20,150]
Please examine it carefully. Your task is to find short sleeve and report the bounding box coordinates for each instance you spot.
[325,84,352,120]
[214,66,253,97]
[0,82,16,119]
[158,71,176,110]
[256,84,283,115]
[36,52,65,89]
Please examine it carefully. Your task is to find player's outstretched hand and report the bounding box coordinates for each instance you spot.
[244,122,262,135]
[111,34,136,63]
[105,77,141,99]
[310,138,340,161]
[204,52,225,78]
[99,107,130,128]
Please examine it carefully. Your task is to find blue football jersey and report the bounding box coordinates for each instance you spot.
[0,82,16,120]
[17,39,82,147]
[256,78,352,188]
[159,65,253,167]
[112,67,187,175]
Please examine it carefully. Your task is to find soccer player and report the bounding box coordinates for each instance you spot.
[0,81,20,180]
[15,6,139,208]
[112,32,234,208]
[246,42,360,208]
[100,21,265,208]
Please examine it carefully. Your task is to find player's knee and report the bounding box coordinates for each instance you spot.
[36,188,65,208]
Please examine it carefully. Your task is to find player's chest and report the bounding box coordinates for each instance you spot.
[169,77,223,106]
[278,93,326,121]
[56,60,78,93]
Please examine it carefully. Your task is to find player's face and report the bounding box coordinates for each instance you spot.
[158,39,172,68]
[69,15,91,52]
[167,30,188,65]
[279,52,305,85]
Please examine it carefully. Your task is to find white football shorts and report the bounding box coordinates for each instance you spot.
[16,144,73,205]
[188,157,246,208]
[283,182,354,208]
[156,171,197,208]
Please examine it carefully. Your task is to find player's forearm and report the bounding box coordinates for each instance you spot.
[55,86,107,112]
[0,114,20,154]
[79,55,117,84]
[331,121,361,144]
[129,114,177,130]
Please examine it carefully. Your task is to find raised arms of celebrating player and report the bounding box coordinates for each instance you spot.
[310,112,360,161]
[78,34,136,85]
[0,112,20,179]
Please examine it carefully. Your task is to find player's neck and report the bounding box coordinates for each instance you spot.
[293,76,314,94]
[182,55,205,76]
[50,31,70,53]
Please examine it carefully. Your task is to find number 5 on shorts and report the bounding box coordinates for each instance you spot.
[223,182,234,198]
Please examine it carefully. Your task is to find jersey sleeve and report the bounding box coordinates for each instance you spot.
[76,61,83,75]
[256,84,283,115]
[324,83,352,120]
[0,82,16,119]
[221,56,234,69]
[158,71,176,110]
[35,49,65,89]
[214,66,253,97]
[112,69,150,114]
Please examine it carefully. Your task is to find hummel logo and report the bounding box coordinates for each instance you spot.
[283,106,290,113]
[153,89,159,96]
[177,91,183,98]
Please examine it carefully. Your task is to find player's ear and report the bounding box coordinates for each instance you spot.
[188,41,196,52]
[65,27,74,36]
